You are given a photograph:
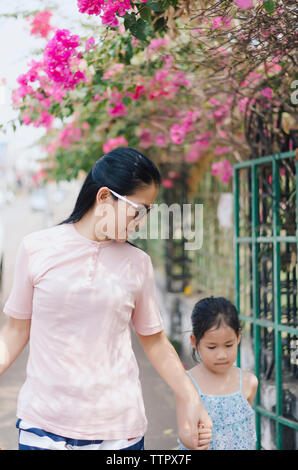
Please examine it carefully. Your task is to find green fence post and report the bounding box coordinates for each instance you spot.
[234,166,241,366]
[251,163,261,450]
[272,157,282,449]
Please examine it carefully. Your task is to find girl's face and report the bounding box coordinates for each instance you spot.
[94,183,159,242]
[191,321,241,375]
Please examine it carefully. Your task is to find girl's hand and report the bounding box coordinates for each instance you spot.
[197,424,212,450]
[175,393,212,450]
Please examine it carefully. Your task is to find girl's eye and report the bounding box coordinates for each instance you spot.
[207,346,216,350]
[226,344,234,348]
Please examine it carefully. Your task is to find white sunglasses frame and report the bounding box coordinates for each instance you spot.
[107,188,153,222]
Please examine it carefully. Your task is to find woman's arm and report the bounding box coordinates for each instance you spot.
[0,317,31,376]
[136,330,212,450]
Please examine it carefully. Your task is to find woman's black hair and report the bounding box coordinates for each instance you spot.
[191,296,241,363]
[56,147,161,226]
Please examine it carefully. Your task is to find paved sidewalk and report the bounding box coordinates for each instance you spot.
[0,187,178,450]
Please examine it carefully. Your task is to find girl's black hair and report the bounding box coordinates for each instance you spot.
[56,147,161,226]
[191,296,241,363]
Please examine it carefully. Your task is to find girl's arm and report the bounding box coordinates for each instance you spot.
[0,317,31,376]
[244,371,259,406]
[136,330,212,450]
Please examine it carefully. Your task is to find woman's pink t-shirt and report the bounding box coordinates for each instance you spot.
[3,223,164,440]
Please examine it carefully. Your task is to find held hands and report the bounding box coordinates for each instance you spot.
[197,424,212,450]
[175,393,212,450]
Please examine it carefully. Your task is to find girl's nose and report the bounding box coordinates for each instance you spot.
[217,350,228,360]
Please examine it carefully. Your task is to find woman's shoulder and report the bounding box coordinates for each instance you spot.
[123,241,152,264]
[125,241,147,254]
[22,225,65,252]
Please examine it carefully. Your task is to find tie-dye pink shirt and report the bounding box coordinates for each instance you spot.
[3,223,164,440]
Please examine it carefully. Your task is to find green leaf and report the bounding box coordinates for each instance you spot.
[147,1,162,12]
[124,12,137,30]
[123,95,132,106]
[153,17,166,32]
[263,0,275,14]
[125,41,133,64]
[140,6,152,21]
[130,18,148,41]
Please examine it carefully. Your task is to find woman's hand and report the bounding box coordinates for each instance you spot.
[0,317,31,376]
[175,393,212,450]
[136,331,212,449]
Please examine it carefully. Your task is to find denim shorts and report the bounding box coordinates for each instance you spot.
[16,419,145,450]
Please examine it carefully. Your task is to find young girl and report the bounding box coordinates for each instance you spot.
[0,147,212,450]
[178,296,258,451]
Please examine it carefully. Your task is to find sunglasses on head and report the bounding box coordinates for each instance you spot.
[107,188,153,223]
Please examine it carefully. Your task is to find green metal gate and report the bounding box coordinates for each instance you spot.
[234,150,298,450]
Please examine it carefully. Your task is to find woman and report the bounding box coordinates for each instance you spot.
[0,147,212,450]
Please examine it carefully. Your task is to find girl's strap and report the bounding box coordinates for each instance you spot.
[186,370,202,396]
[238,367,242,393]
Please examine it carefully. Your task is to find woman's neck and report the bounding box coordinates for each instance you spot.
[74,214,109,242]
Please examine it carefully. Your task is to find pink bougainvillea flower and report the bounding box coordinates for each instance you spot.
[138,128,152,149]
[82,122,90,130]
[234,0,253,9]
[261,87,274,99]
[162,54,174,69]
[162,179,174,188]
[155,69,169,81]
[118,24,125,34]
[85,36,95,51]
[170,124,186,145]
[212,159,233,184]
[108,101,127,117]
[131,36,140,47]
[148,38,169,50]
[196,131,212,142]
[77,0,104,15]
[209,98,221,106]
[214,145,229,155]
[101,7,120,27]
[168,171,179,179]
[103,63,124,79]
[45,140,59,155]
[44,29,87,89]
[59,122,82,148]
[211,16,231,30]
[29,10,54,39]
[78,0,135,27]
[155,134,168,148]
[266,62,282,75]
[237,97,249,113]
[125,85,145,101]
[103,136,128,153]
[184,143,202,162]
[172,71,191,89]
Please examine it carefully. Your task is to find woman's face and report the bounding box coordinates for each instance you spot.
[94,183,159,242]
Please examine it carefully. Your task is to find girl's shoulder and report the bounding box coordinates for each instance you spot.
[241,369,258,388]
[241,369,258,403]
